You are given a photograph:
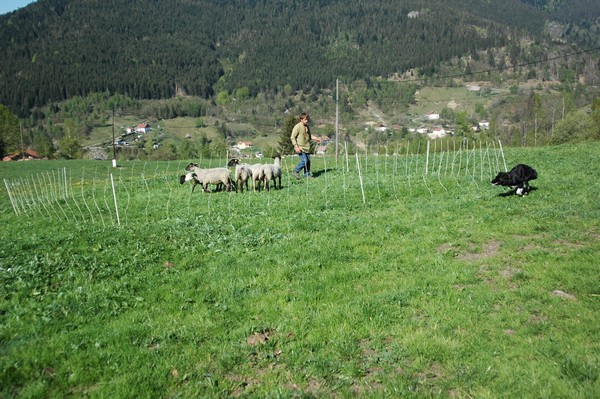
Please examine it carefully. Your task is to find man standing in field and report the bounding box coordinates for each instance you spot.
[290,112,312,179]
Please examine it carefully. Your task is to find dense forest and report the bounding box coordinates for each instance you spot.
[0,0,599,159]
[2,0,597,116]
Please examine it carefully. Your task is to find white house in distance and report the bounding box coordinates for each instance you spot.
[135,122,152,133]
[316,145,328,155]
[428,126,447,139]
[479,120,490,130]
[426,111,440,121]
[126,122,152,134]
[234,141,253,150]
[376,124,387,132]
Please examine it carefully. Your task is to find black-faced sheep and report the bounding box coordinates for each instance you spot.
[184,162,234,193]
[228,158,252,193]
[179,172,201,192]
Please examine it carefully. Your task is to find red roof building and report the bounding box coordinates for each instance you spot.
[2,149,44,161]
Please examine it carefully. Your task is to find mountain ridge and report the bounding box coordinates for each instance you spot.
[4,0,596,116]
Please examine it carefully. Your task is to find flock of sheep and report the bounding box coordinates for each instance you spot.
[179,155,282,193]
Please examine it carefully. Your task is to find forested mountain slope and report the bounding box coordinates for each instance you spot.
[2,0,588,116]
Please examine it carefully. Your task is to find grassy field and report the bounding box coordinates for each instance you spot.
[410,86,499,119]
[1,141,599,398]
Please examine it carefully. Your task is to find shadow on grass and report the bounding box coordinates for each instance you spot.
[498,186,538,197]
[311,168,336,178]
[287,168,336,180]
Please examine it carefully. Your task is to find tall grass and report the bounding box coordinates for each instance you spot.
[1,142,599,398]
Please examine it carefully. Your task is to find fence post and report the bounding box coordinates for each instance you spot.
[3,179,19,215]
[498,140,508,172]
[425,140,430,175]
[110,173,120,226]
[355,153,366,205]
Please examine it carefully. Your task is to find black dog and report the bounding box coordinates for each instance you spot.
[491,164,537,196]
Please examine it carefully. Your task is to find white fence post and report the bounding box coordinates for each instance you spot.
[110,173,120,226]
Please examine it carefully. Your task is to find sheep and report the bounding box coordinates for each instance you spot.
[225,158,266,192]
[179,172,201,192]
[184,162,234,193]
[179,171,224,192]
[261,164,274,191]
[271,155,282,190]
[228,158,252,193]
[248,163,265,191]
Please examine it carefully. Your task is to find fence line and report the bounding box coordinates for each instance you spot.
[2,140,509,225]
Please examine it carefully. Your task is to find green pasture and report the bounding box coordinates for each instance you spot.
[85,116,225,149]
[1,142,599,398]
[411,86,500,119]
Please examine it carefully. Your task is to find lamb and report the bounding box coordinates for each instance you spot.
[227,158,252,193]
[184,162,234,193]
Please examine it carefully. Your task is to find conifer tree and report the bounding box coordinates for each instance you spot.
[278,114,297,155]
[0,105,20,157]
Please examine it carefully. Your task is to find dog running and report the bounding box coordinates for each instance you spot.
[491,164,537,196]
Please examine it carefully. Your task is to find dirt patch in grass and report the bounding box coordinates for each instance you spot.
[351,375,385,395]
[437,243,455,254]
[529,310,549,324]
[227,373,257,397]
[246,329,276,346]
[499,266,522,279]
[416,362,446,385]
[552,239,585,250]
[551,290,577,301]
[228,363,289,397]
[513,234,545,252]
[455,240,502,261]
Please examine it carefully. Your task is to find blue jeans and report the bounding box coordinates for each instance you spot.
[294,152,311,176]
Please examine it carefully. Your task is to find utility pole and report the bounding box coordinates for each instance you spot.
[335,79,339,165]
[112,109,117,168]
[19,122,24,160]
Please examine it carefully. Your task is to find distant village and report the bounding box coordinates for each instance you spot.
[115,122,155,147]
[365,110,490,141]
[3,83,491,162]
[229,134,333,158]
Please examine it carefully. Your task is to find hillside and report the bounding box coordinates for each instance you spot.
[1,0,599,160]
[2,0,591,116]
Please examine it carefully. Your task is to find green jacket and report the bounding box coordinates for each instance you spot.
[290,121,311,152]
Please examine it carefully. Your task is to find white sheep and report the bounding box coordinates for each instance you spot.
[228,158,252,193]
[248,163,265,191]
[261,164,274,191]
[271,155,282,190]
[184,162,234,193]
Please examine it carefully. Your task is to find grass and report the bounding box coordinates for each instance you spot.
[1,142,599,398]
[410,86,500,119]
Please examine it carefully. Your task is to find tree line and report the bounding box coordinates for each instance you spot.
[1,0,599,159]
[4,0,593,117]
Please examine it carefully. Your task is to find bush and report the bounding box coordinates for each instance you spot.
[551,111,595,145]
